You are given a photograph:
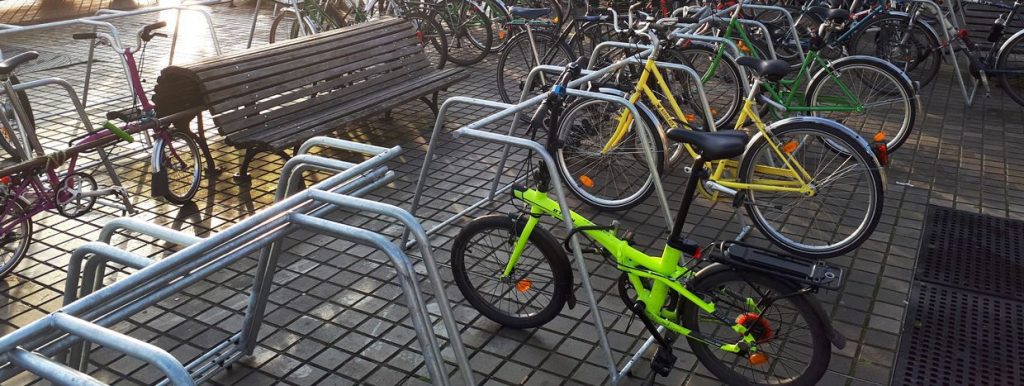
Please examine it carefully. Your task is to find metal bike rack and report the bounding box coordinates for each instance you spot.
[408,50,720,383]
[908,0,978,105]
[0,136,473,386]
[0,1,222,114]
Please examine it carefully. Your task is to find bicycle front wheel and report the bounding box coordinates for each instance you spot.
[160,130,203,204]
[680,268,832,385]
[269,10,302,43]
[676,44,744,132]
[554,98,666,211]
[437,0,493,65]
[451,215,571,329]
[807,57,916,153]
[496,30,574,104]
[738,121,884,258]
[997,31,1024,106]
[0,198,32,278]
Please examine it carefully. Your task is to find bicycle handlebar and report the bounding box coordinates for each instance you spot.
[71,20,167,52]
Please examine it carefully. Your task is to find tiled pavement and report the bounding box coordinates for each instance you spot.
[1,1,1023,385]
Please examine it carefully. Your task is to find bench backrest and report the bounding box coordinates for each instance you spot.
[153,18,432,145]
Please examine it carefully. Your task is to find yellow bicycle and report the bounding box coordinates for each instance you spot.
[552,21,886,258]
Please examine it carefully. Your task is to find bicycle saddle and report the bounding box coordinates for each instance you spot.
[510,7,552,20]
[0,52,39,77]
[735,56,793,82]
[666,129,747,160]
[808,6,851,21]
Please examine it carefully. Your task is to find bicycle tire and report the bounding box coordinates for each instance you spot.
[496,30,574,104]
[160,130,203,204]
[676,44,744,133]
[1,75,34,160]
[847,13,941,88]
[451,214,571,329]
[553,98,666,211]
[680,268,832,385]
[997,30,1024,106]
[269,10,302,43]
[438,0,494,66]
[806,56,917,153]
[482,0,514,52]
[0,198,32,278]
[738,119,884,258]
[405,11,450,69]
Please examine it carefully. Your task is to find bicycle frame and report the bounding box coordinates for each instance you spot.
[605,52,816,196]
[506,186,756,352]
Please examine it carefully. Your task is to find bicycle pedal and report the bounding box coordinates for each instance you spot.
[650,346,677,377]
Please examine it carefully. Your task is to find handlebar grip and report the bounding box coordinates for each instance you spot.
[72,33,97,40]
[102,121,135,143]
[142,21,168,34]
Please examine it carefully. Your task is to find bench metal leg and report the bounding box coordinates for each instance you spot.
[419,91,440,116]
[234,148,258,182]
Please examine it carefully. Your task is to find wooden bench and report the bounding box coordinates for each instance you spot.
[151,17,466,179]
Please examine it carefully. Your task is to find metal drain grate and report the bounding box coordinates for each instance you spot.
[916,205,1024,301]
[892,282,1024,386]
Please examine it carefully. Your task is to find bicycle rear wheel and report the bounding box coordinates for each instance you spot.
[437,0,493,65]
[0,198,32,278]
[847,14,941,88]
[553,98,666,211]
[160,130,203,204]
[738,120,884,259]
[676,44,744,133]
[806,57,916,153]
[451,215,571,329]
[269,10,302,43]
[496,30,574,104]
[997,31,1024,106]
[405,12,450,69]
[680,268,832,385]
[1,75,34,160]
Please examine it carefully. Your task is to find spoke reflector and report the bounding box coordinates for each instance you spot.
[579,175,594,188]
[516,278,532,292]
[782,140,798,154]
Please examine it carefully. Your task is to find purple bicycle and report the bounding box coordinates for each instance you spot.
[0,22,204,278]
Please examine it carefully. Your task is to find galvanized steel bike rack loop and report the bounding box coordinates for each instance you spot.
[0,1,222,114]
[0,136,473,386]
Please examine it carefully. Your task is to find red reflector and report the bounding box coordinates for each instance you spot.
[693,247,702,260]
[873,142,888,167]
[958,28,970,38]
[0,176,9,184]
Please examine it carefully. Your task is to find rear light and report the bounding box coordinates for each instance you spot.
[872,132,888,166]
[0,176,9,185]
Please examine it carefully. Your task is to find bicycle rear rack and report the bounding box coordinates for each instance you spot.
[0,136,473,386]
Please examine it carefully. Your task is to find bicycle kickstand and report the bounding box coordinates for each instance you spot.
[629,301,677,384]
[732,191,752,242]
[112,185,137,215]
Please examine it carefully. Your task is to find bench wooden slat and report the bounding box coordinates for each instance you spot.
[226,59,439,145]
[201,23,417,93]
[208,39,425,116]
[215,50,434,135]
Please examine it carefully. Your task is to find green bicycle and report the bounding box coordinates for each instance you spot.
[451,61,847,385]
[680,2,919,152]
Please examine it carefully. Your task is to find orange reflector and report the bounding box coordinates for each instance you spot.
[748,352,768,366]
[873,131,886,143]
[737,40,750,53]
[579,175,594,188]
[684,113,697,122]
[553,16,560,24]
[782,140,798,154]
[498,29,507,40]
[710,108,718,115]
[516,279,532,292]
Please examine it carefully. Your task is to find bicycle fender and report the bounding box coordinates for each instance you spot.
[690,262,848,349]
[744,116,887,187]
[150,138,170,197]
[809,55,917,96]
[150,137,165,174]
[998,29,1024,59]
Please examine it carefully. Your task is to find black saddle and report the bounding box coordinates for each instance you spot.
[510,7,552,19]
[666,129,748,161]
[808,6,851,21]
[0,52,39,77]
[736,56,794,82]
